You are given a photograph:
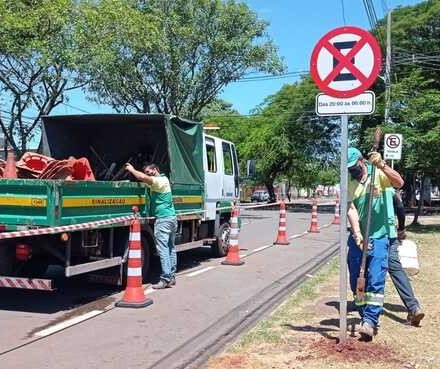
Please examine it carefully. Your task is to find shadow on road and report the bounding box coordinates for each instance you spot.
[0,247,215,314]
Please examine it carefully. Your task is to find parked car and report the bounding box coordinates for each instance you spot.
[251,190,269,202]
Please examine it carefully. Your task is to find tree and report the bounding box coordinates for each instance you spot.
[386,69,440,223]
[208,77,339,201]
[79,0,285,119]
[0,0,87,154]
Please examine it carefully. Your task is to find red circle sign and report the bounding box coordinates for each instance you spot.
[310,26,382,98]
[386,134,401,148]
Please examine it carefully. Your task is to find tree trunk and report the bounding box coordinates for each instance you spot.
[265,180,276,203]
[412,175,425,225]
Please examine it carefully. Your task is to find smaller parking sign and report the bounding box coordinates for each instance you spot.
[384,133,403,160]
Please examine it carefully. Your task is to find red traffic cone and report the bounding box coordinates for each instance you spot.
[308,198,320,233]
[4,151,17,179]
[274,200,290,245]
[116,208,153,308]
[332,197,341,225]
[222,207,244,266]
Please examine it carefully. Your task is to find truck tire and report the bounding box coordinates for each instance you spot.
[211,222,230,257]
[122,234,151,285]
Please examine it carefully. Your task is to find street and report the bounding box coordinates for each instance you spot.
[0,206,338,369]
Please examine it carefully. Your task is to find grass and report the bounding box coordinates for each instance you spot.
[205,222,440,369]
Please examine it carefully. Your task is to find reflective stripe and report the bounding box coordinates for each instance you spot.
[280,210,286,214]
[229,239,239,246]
[278,226,286,231]
[129,250,142,259]
[231,217,238,223]
[355,292,384,306]
[230,228,239,236]
[129,232,141,242]
[127,268,142,277]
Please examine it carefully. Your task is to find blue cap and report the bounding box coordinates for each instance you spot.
[348,147,362,168]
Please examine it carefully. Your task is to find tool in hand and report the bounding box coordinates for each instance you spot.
[356,126,382,302]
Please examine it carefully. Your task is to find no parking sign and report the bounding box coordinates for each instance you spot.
[384,133,403,160]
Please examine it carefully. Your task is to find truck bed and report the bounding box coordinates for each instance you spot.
[0,179,147,229]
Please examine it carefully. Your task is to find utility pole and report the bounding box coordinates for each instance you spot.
[384,10,392,125]
[384,10,394,168]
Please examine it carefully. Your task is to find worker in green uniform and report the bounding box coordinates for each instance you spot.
[125,163,177,289]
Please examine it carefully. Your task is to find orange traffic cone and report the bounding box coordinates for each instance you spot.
[116,209,153,308]
[332,197,341,225]
[308,198,320,233]
[274,200,290,245]
[222,207,244,266]
[4,150,17,179]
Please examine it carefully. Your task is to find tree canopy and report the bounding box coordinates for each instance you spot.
[78,0,285,119]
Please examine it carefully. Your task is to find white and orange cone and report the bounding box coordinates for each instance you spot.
[332,197,341,225]
[116,208,153,308]
[274,200,290,245]
[222,207,244,266]
[308,198,320,233]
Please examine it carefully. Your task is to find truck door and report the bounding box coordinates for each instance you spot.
[221,142,236,200]
[231,144,239,198]
[204,136,221,219]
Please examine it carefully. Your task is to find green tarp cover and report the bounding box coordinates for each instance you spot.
[41,114,204,190]
[165,116,204,189]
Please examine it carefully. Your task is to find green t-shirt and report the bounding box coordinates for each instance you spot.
[148,174,176,218]
[348,164,395,239]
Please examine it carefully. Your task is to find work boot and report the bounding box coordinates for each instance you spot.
[358,322,374,340]
[152,279,170,289]
[170,276,176,286]
[407,308,425,326]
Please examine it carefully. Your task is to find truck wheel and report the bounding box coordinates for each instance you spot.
[122,234,151,285]
[141,238,152,283]
[211,222,230,257]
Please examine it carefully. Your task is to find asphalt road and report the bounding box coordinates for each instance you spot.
[0,207,338,369]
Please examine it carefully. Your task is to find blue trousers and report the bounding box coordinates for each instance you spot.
[154,217,177,282]
[347,234,389,327]
[388,238,419,313]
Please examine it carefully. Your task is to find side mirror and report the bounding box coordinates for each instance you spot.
[246,159,256,178]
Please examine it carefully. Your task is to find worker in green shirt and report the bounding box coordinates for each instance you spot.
[125,163,177,289]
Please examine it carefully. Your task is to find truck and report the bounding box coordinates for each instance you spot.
[0,114,239,290]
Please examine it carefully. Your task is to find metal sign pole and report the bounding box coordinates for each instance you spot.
[339,114,349,342]
[391,159,394,169]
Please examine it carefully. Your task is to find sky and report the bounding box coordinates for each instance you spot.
[54,0,423,117]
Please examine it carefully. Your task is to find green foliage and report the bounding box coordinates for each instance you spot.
[357,1,440,186]
[0,0,84,153]
[79,0,285,118]
[208,76,339,195]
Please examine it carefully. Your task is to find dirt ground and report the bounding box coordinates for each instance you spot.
[205,221,440,369]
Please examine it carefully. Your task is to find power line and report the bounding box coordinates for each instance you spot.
[381,0,388,14]
[341,0,347,25]
[235,70,309,82]
[62,102,90,114]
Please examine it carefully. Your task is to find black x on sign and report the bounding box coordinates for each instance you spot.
[310,26,382,98]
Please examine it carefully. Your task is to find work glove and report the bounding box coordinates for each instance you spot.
[353,231,364,249]
[368,151,386,169]
[397,228,407,241]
